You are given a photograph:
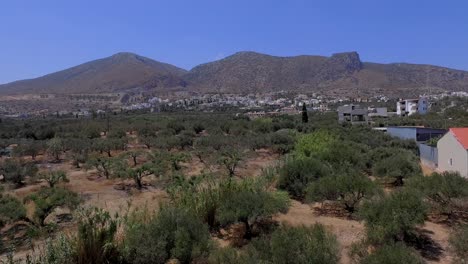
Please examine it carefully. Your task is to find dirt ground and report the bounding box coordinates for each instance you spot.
[276,201,365,264]
[1,152,456,263]
[276,200,453,264]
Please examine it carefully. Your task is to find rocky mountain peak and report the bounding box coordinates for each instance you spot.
[329,51,362,72]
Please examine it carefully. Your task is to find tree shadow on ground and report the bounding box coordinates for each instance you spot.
[404,228,444,261]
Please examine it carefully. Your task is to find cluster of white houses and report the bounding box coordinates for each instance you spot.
[385,126,468,177]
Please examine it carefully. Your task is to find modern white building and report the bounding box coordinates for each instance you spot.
[396,96,429,116]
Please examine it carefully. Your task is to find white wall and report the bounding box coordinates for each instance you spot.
[438,132,468,177]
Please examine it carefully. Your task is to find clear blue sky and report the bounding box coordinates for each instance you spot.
[1,0,467,84]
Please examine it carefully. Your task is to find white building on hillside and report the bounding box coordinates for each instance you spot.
[396,96,428,116]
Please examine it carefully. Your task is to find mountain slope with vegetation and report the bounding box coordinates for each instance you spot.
[185,51,468,96]
[0,52,188,94]
[1,51,468,97]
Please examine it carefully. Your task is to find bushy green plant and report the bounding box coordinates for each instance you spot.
[218,188,289,239]
[25,187,80,226]
[278,157,332,199]
[74,207,121,264]
[25,208,120,264]
[306,171,381,214]
[209,225,339,264]
[0,159,38,187]
[372,153,421,186]
[294,130,336,159]
[38,170,69,188]
[0,194,27,227]
[193,123,205,134]
[449,224,468,263]
[359,243,423,264]
[407,172,468,220]
[123,206,212,264]
[47,137,64,161]
[359,190,427,244]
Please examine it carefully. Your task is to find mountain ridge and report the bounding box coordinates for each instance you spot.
[0,52,187,94]
[1,51,467,97]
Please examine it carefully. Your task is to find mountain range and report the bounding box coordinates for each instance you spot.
[1,51,467,97]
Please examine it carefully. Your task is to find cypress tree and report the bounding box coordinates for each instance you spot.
[301,103,308,123]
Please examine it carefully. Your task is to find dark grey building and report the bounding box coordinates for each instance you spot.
[337,105,368,124]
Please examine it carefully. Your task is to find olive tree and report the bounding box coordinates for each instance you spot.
[278,157,332,199]
[218,188,289,239]
[359,190,427,243]
[218,149,242,179]
[38,170,69,188]
[66,138,90,168]
[209,224,339,264]
[85,155,121,179]
[358,243,423,264]
[121,163,154,190]
[13,140,45,160]
[372,153,421,186]
[307,171,381,215]
[407,172,468,220]
[123,206,211,264]
[47,137,65,161]
[0,159,38,187]
[0,194,27,227]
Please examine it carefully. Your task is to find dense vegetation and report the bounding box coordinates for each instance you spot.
[0,109,467,263]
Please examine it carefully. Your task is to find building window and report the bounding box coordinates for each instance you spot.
[449,158,453,166]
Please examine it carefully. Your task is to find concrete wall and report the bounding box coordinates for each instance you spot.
[437,132,468,177]
[419,143,438,169]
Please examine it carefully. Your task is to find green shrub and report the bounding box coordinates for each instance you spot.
[38,170,69,188]
[372,153,421,186]
[167,121,185,135]
[193,123,205,134]
[123,206,212,264]
[360,243,423,264]
[0,159,38,187]
[306,171,381,214]
[359,190,427,244]
[278,157,332,199]
[0,194,26,227]
[407,172,468,219]
[294,130,336,159]
[218,189,289,239]
[449,224,468,263]
[25,187,80,226]
[75,207,121,264]
[209,225,339,264]
[26,207,120,264]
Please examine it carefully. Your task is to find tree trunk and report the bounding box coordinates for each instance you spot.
[135,176,142,190]
[242,219,252,240]
[394,176,404,186]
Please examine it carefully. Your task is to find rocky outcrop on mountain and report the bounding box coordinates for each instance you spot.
[184,51,468,96]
